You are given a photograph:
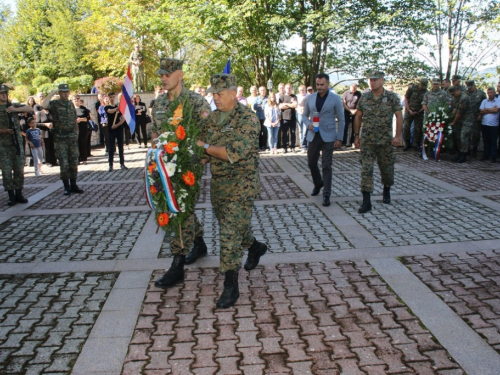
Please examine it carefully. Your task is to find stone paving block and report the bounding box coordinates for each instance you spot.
[159,203,352,258]
[0,212,149,263]
[403,251,500,355]
[0,187,40,212]
[422,167,500,191]
[0,273,117,375]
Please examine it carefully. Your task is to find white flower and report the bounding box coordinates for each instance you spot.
[173,146,179,151]
[172,154,178,163]
[165,162,176,177]
[438,127,444,132]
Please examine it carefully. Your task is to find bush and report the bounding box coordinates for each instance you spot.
[32,76,52,89]
[37,83,58,95]
[35,65,58,80]
[8,85,30,104]
[94,76,123,95]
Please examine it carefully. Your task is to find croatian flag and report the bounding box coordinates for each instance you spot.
[119,65,136,133]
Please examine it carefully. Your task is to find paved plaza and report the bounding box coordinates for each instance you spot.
[1,145,500,374]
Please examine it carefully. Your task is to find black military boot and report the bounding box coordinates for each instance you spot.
[457,152,467,163]
[7,190,16,206]
[216,269,240,309]
[185,236,208,265]
[62,180,71,196]
[451,152,461,162]
[403,140,412,151]
[154,254,185,288]
[15,189,28,203]
[244,238,268,271]
[383,186,391,204]
[70,179,84,193]
[415,142,422,152]
[471,147,477,158]
[358,191,372,214]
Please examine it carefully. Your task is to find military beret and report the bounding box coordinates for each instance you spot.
[451,75,461,81]
[206,74,237,94]
[431,78,441,84]
[157,58,183,75]
[465,79,475,87]
[58,84,70,92]
[369,71,385,79]
[0,84,8,93]
[420,78,429,85]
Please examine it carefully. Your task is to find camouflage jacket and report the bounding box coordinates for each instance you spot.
[0,103,23,148]
[405,85,427,111]
[357,89,402,145]
[151,88,210,135]
[422,89,449,108]
[200,102,260,201]
[47,100,77,137]
[454,93,474,123]
[466,89,487,117]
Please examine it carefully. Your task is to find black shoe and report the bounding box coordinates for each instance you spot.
[120,164,128,170]
[185,236,208,265]
[451,153,461,162]
[457,153,466,163]
[70,179,83,194]
[216,269,240,309]
[108,165,113,172]
[491,158,497,163]
[480,155,489,161]
[403,141,412,151]
[244,239,268,271]
[15,189,28,203]
[7,190,16,206]
[383,186,391,204]
[284,149,288,154]
[154,254,185,289]
[322,196,330,207]
[471,147,477,158]
[63,180,71,196]
[358,191,372,213]
[311,182,324,196]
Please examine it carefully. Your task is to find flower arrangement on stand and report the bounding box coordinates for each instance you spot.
[422,102,452,161]
[144,98,204,240]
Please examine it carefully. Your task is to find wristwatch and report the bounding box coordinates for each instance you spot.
[204,143,210,154]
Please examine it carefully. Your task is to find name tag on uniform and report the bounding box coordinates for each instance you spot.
[156,110,165,114]
[221,126,234,133]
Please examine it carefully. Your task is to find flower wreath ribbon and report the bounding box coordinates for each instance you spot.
[145,148,181,214]
[422,130,445,161]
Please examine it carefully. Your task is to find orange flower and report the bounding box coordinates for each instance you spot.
[182,171,195,186]
[171,104,183,126]
[157,213,169,226]
[175,125,186,140]
[149,186,157,194]
[165,142,178,154]
[148,162,157,174]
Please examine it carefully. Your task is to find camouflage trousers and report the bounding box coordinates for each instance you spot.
[212,194,254,273]
[470,119,482,149]
[0,144,25,191]
[452,120,473,153]
[403,111,423,145]
[360,143,395,193]
[171,189,204,255]
[54,137,79,180]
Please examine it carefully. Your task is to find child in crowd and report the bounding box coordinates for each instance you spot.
[25,117,44,176]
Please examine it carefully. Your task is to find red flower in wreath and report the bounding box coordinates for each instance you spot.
[150,186,157,194]
[157,213,169,226]
[165,142,178,154]
[182,171,195,186]
[175,125,186,140]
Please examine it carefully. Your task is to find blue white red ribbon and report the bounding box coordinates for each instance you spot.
[433,131,444,160]
[144,148,156,210]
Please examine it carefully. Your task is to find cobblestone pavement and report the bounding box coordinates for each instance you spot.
[402,251,500,354]
[0,272,118,375]
[1,144,500,374]
[124,262,463,375]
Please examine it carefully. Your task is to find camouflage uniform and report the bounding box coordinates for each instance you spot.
[47,93,79,180]
[422,88,449,109]
[466,85,487,149]
[200,75,260,273]
[403,83,427,145]
[0,102,25,191]
[452,92,475,153]
[151,58,211,255]
[357,89,402,193]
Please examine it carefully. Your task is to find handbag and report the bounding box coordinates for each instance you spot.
[146,114,152,124]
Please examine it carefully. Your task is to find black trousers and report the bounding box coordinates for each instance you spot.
[78,123,88,162]
[281,118,296,150]
[135,119,148,146]
[482,125,499,159]
[108,127,125,166]
[307,132,334,197]
[259,119,268,149]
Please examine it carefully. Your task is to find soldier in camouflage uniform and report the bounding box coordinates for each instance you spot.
[422,78,449,113]
[199,74,267,308]
[0,84,31,206]
[403,78,428,151]
[153,58,212,289]
[465,80,487,157]
[449,75,466,95]
[353,72,403,214]
[449,86,475,163]
[41,84,83,195]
